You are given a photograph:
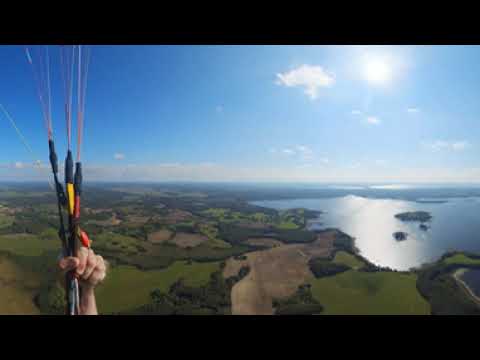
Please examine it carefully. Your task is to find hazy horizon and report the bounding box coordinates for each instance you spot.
[4,180,480,189]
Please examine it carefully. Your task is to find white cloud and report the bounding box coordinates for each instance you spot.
[375,159,388,166]
[424,140,449,151]
[276,64,335,100]
[351,110,362,115]
[422,140,470,152]
[366,116,381,125]
[452,141,469,151]
[1,161,47,170]
[114,153,125,160]
[273,145,317,163]
[319,158,329,164]
[407,108,420,113]
[296,145,314,161]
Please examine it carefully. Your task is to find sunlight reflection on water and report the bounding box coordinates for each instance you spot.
[252,195,480,270]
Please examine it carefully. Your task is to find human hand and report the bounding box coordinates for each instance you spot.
[58,247,107,290]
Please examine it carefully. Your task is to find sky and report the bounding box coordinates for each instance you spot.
[1,45,480,183]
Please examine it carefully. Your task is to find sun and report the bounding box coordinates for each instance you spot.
[363,57,392,85]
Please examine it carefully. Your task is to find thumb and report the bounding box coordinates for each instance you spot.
[59,257,80,271]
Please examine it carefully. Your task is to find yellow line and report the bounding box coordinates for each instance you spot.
[67,183,74,214]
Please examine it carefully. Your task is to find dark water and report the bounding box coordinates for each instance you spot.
[461,269,480,297]
[252,195,480,270]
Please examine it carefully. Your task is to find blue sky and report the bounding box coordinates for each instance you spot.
[1,45,480,183]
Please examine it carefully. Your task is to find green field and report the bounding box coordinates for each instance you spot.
[95,232,142,254]
[202,208,271,225]
[443,253,480,266]
[0,233,57,257]
[252,212,269,223]
[0,256,42,314]
[198,223,219,239]
[275,221,299,230]
[310,270,430,315]
[333,251,365,269]
[96,260,220,314]
[172,221,196,231]
[203,208,228,219]
[206,237,232,249]
[198,223,232,248]
[0,214,14,229]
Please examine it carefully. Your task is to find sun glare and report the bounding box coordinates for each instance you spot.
[364,57,392,85]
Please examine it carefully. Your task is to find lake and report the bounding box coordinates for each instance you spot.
[252,195,480,270]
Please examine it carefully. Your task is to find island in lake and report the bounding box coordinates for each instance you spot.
[393,231,408,241]
[395,211,432,222]
[419,223,429,231]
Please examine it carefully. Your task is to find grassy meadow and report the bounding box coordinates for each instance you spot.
[96,260,220,314]
[310,270,430,315]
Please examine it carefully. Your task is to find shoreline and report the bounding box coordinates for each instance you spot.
[452,268,480,306]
